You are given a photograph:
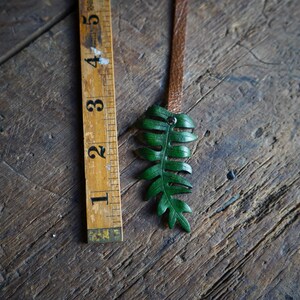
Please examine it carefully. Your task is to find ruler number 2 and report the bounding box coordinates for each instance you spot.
[88,146,106,159]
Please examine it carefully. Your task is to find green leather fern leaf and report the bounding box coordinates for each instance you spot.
[136,105,198,232]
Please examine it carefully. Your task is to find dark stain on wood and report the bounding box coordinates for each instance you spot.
[83,23,102,49]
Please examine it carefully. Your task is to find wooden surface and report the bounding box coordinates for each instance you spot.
[0,0,299,299]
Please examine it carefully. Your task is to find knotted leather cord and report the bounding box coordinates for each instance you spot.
[167,0,188,114]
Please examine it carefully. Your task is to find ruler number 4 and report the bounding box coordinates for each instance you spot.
[84,57,100,68]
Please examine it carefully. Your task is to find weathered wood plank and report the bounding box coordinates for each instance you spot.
[0,0,74,64]
[0,0,299,299]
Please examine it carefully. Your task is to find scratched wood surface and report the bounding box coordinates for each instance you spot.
[0,0,299,299]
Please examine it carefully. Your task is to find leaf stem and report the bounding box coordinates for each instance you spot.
[160,121,184,229]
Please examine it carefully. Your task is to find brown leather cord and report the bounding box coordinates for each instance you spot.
[167,0,188,114]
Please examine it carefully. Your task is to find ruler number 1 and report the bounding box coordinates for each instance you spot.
[91,193,108,205]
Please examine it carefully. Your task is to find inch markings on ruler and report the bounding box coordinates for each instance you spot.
[79,0,123,243]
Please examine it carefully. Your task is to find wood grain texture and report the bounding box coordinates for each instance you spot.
[0,0,73,64]
[0,0,300,299]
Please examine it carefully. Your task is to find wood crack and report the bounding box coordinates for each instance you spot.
[0,5,75,66]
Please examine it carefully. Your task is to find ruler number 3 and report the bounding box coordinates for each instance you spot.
[86,99,104,112]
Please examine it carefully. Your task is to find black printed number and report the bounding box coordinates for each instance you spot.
[82,15,99,25]
[84,56,99,68]
[86,99,104,112]
[91,193,108,205]
[88,146,106,159]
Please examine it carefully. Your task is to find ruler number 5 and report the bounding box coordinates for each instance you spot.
[86,99,104,112]
[82,15,99,25]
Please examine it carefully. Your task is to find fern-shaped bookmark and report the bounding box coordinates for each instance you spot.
[136,0,198,232]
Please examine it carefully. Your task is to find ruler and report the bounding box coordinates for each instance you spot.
[79,0,123,243]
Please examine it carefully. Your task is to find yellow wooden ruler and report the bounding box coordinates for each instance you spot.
[79,0,123,243]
